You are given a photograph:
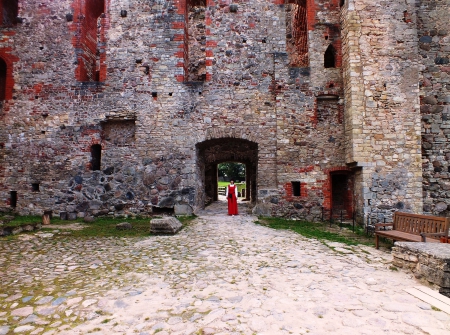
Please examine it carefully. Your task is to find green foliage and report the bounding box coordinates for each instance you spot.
[256,217,373,246]
[218,162,245,181]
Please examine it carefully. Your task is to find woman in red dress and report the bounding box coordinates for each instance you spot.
[226,180,239,215]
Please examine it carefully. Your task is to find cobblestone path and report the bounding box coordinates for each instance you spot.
[1,203,450,335]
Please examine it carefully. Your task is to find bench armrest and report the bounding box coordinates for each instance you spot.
[420,232,448,242]
[375,223,393,231]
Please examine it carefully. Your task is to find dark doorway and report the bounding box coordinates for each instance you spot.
[196,138,258,207]
[0,58,6,101]
[91,144,102,171]
[331,173,353,219]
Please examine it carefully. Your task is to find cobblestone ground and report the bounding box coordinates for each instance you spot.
[1,202,450,335]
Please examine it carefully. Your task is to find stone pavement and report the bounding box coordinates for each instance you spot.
[1,201,450,335]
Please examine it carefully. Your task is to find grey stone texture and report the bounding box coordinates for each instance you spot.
[0,0,446,222]
[392,242,450,297]
[150,217,183,235]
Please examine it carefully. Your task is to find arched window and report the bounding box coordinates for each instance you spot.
[1,0,19,26]
[91,144,102,171]
[0,58,6,101]
[324,44,336,68]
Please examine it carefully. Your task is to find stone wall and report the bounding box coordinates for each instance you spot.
[0,0,440,222]
[392,242,450,297]
[340,0,423,224]
[419,0,450,216]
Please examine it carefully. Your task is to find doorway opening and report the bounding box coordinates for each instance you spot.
[218,162,247,199]
[196,138,258,208]
[330,172,353,219]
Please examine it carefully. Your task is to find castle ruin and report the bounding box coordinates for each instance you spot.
[0,0,448,224]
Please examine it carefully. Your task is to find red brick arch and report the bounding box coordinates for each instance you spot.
[0,50,18,101]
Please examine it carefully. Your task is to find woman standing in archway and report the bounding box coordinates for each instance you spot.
[226,180,238,215]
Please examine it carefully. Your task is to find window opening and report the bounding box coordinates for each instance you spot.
[187,0,207,81]
[340,0,345,7]
[324,44,336,68]
[292,181,301,197]
[0,58,6,101]
[286,0,308,67]
[91,144,102,171]
[32,183,40,192]
[10,191,17,207]
[76,0,105,82]
[1,0,18,26]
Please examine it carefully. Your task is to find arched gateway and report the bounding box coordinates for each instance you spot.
[196,138,258,208]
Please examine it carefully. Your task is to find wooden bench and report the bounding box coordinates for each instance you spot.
[375,212,450,249]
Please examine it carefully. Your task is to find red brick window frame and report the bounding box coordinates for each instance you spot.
[72,0,109,82]
[0,51,18,101]
[0,0,19,27]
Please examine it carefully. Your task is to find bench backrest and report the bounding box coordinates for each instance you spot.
[393,212,450,235]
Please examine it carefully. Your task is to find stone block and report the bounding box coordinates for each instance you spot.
[150,217,182,235]
[174,204,193,216]
[116,222,132,230]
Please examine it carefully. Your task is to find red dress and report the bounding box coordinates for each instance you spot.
[227,185,238,215]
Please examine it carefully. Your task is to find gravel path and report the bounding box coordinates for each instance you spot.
[1,202,449,335]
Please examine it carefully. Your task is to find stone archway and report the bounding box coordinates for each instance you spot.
[196,138,258,208]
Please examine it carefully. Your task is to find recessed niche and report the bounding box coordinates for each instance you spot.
[102,120,136,145]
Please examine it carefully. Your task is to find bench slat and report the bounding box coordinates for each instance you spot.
[376,212,450,249]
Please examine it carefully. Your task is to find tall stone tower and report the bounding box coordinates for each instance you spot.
[0,0,447,223]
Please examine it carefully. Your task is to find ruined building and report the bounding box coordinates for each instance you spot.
[0,0,449,224]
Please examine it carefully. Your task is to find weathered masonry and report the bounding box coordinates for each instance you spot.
[0,0,448,224]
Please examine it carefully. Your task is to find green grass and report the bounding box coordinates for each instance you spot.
[0,215,42,227]
[39,215,197,238]
[256,217,373,246]
[217,182,246,194]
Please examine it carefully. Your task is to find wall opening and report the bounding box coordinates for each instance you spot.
[291,181,301,197]
[31,183,40,192]
[324,44,336,68]
[75,0,106,82]
[286,0,308,67]
[91,144,102,171]
[1,0,18,26]
[186,0,207,81]
[330,172,353,219]
[340,0,345,7]
[10,191,17,207]
[0,57,6,101]
[197,138,258,207]
[218,162,246,198]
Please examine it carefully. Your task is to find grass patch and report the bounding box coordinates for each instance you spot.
[256,217,374,246]
[217,181,246,194]
[0,215,42,227]
[39,215,197,238]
